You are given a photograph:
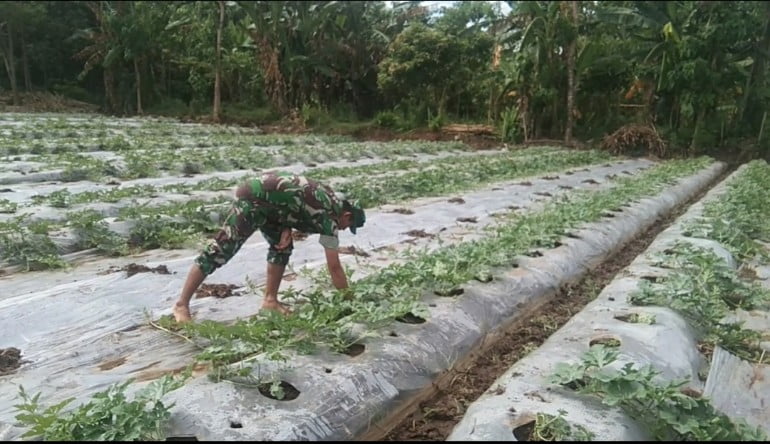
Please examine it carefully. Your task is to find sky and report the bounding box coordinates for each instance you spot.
[384,1,513,15]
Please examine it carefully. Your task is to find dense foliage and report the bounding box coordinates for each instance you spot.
[1,1,770,155]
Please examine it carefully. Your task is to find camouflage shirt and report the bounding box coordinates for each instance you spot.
[235,171,343,249]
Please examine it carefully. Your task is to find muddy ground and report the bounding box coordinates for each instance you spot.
[382,169,729,441]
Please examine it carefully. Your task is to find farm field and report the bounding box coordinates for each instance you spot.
[0,113,767,441]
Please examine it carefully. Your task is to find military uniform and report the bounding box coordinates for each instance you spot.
[195,171,364,276]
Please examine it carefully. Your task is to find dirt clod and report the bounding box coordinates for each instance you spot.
[389,208,415,215]
[339,246,370,257]
[448,197,466,204]
[196,283,240,299]
[0,347,22,376]
[404,229,435,238]
[124,263,171,278]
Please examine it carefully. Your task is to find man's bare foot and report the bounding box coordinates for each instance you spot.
[173,303,192,323]
[260,299,293,316]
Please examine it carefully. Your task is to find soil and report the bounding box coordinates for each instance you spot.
[339,245,371,257]
[389,208,415,215]
[381,168,730,441]
[448,197,466,204]
[195,283,240,299]
[404,229,435,238]
[0,347,22,376]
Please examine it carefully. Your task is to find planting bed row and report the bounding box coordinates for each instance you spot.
[0,156,720,441]
[0,148,612,272]
[449,160,770,441]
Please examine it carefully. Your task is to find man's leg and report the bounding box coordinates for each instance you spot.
[172,199,258,322]
[260,227,294,315]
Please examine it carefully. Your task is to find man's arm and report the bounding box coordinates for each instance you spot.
[324,247,350,294]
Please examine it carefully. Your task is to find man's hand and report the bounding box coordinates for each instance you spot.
[325,247,350,295]
[275,227,293,251]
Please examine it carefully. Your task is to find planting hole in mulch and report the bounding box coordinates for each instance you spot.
[582,179,600,185]
[534,192,552,197]
[396,312,426,324]
[512,420,537,441]
[566,232,581,239]
[258,381,300,401]
[603,163,613,167]
[606,174,618,180]
[229,420,243,429]
[525,250,543,258]
[602,212,616,218]
[292,231,309,242]
[0,188,13,192]
[343,343,366,357]
[565,171,575,176]
[559,185,574,190]
[389,207,415,215]
[339,245,370,257]
[389,331,399,337]
[640,275,662,283]
[448,197,466,204]
[404,229,435,238]
[542,175,560,180]
[0,347,23,376]
[435,286,465,297]
[519,181,533,186]
[457,217,478,223]
[324,367,333,374]
[508,205,522,211]
[307,162,318,167]
[196,284,240,299]
[492,187,504,191]
[615,312,656,325]
[589,336,622,348]
[622,170,633,175]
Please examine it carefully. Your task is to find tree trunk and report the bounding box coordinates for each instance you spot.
[134,58,143,115]
[104,65,118,114]
[213,0,225,122]
[20,27,31,91]
[564,1,579,145]
[2,23,19,105]
[738,4,770,128]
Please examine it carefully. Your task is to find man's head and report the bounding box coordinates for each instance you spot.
[338,198,366,234]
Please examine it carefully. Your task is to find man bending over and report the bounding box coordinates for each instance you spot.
[172,171,366,323]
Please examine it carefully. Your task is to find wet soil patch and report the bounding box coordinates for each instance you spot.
[196,283,240,299]
[389,207,415,215]
[404,229,435,238]
[381,168,728,441]
[0,347,22,376]
[448,197,466,204]
[339,245,371,257]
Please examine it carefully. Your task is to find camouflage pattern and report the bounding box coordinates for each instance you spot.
[195,172,345,275]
